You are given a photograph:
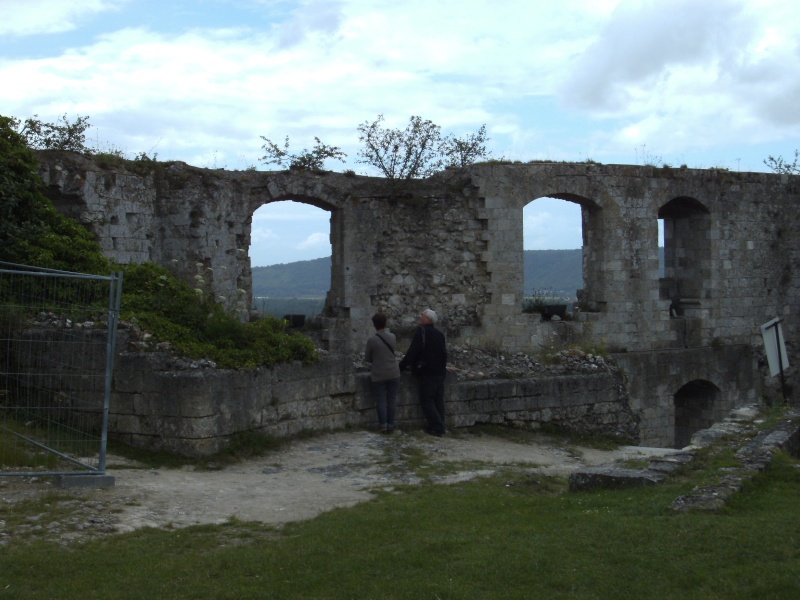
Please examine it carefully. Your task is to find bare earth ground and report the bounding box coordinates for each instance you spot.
[0,429,676,545]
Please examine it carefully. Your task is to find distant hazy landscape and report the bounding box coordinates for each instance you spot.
[252,249,583,317]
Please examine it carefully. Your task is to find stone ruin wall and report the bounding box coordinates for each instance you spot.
[38,153,800,358]
[32,151,800,452]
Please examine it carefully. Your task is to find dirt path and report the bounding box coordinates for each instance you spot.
[1,429,678,545]
[101,430,674,532]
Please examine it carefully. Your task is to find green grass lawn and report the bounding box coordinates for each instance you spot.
[2,448,799,599]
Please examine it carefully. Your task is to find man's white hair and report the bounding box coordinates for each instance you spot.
[422,308,437,324]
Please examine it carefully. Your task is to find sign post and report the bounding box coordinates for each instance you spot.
[760,317,790,403]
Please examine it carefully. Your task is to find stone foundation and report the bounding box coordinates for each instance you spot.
[109,350,637,456]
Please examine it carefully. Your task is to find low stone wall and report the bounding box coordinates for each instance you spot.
[109,349,638,456]
[111,352,362,456]
[6,328,756,457]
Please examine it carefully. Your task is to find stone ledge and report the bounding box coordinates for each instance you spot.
[568,404,800,506]
[673,407,800,512]
[568,467,664,492]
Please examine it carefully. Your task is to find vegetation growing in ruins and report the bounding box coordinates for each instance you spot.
[764,149,800,174]
[259,135,347,171]
[0,114,316,370]
[258,114,490,177]
[357,114,490,178]
[13,113,91,152]
[121,263,317,369]
[0,115,109,274]
[9,111,491,179]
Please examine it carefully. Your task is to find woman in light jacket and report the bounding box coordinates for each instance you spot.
[364,312,401,433]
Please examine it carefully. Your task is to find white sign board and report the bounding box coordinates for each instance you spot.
[760,317,789,377]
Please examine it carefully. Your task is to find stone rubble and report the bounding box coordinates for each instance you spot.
[353,344,613,381]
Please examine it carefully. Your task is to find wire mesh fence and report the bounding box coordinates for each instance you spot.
[0,262,122,476]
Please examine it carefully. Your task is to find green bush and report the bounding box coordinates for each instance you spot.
[119,263,317,369]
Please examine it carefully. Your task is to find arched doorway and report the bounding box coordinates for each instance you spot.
[673,379,721,448]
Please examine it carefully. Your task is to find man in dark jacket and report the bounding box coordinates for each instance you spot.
[399,308,448,436]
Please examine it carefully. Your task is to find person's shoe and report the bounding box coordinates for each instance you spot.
[424,428,443,437]
[379,425,389,433]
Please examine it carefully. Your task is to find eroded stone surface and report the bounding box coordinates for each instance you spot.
[0,429,675,545]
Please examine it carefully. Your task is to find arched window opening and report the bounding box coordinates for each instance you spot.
[521,196,588,319]
[673,380,721,448]
[249,200,332,323]
[658,197,711,314]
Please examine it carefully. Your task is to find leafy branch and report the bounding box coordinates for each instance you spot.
[16,113,92,152]
[764,150,799,175]
[259,136,347,171]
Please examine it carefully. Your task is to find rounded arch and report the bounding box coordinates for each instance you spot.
[673,379,721,448]
[265,193,338,212]
[658,195,710,219]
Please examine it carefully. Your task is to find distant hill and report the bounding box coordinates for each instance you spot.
[523,249,582,296]
[252,249,584,298]
[252,257,331,297]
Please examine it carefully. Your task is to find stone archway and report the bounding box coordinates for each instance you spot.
[673,379,721,448]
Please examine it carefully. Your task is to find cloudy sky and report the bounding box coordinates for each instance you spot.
[2,0,798,266]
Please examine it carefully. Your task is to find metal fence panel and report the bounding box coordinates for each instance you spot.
[0,262,122,476]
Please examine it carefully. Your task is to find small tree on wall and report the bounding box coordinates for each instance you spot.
[357,114,490,179]
[357,114,443,179]
[259,136,347,171]
[764,149,799,175]
[15,113,93,152]
[440,124,489,169]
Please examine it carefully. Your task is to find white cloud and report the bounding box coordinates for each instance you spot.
[0,0,128,37]
[0,0,620,169]
[296,232,330,250]
[523,198,583,250]
[561,0,800,153]
[250,226,277,243]
[274,0,344,48]
[564,0,745,111]
[253,202,329,222]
